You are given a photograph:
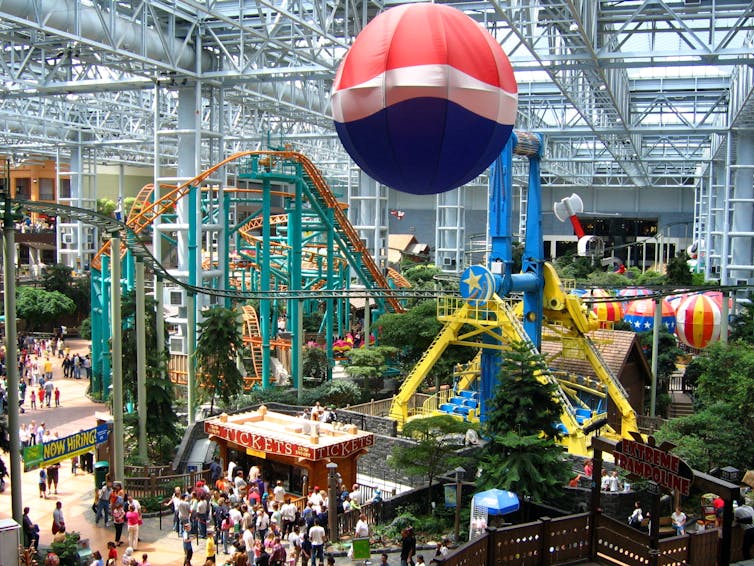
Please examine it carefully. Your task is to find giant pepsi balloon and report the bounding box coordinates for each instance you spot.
[331,4,518,195]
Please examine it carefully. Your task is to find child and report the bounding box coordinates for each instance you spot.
[38,468,47,498]
[205,533,216,563]
[37,386,44,408]
[416,555,426,566]
[54,387,60,407]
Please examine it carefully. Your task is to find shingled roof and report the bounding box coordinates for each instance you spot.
[540,328,652,384]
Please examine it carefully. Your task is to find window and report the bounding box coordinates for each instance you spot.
[14,178,30,199]
[38,178,54,200]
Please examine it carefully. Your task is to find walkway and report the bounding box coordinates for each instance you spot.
[0,339,363,565]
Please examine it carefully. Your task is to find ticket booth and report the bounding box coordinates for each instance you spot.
[204,406,374,495]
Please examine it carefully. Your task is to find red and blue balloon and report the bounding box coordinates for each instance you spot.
[331,4,518,195]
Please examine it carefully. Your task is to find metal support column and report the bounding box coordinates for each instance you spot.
[135,259,148,462]
[3,166,22,523]
[111,233,124,481]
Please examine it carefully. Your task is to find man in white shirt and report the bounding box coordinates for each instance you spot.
[273,480,286,503]
[349,484,362,506]
[233,471,247,496]
[229,505,243,531]
[281,499,297,535]
[242,525,255,554]
[354,513,369,538]
[287,526,301,565]
[308,487,324,514]
[308,520,326,566]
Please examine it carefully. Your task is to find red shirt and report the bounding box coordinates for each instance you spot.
[108,548,118,560]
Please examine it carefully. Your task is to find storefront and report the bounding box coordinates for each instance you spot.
[204,406,374,496]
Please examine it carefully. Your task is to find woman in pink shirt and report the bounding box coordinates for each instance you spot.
[126,508,141,550]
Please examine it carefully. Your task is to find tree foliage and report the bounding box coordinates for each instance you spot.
[656,341,754,471]
[375,300,475,384]
[634,327,682,417]
[344,346,399,394]
[390,415,474,509]
[478,341,570,501]
[230,379,362,410]
[120,291,179,463]
[16,286,75,331]
[665,251,693,285]
[302,345,329,382]
[41,264,90,322]
[729,294,754,344]
[195,307,246,411]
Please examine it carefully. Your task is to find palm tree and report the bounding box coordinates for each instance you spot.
[195,306,246,413]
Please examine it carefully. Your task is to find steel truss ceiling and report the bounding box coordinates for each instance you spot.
[0,0,752,188]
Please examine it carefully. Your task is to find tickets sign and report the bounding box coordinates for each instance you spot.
[23,423,110,472]
[205,421,374,461]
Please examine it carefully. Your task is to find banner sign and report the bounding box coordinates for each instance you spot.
[613,439,693,495]
[444,484,458,508]
[23,423,110,472]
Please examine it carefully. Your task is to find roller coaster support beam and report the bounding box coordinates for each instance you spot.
[187,291,197,425]
[136,258,148,462]
[111,232,125,482]
[261,177,272,388]
[289,178,304,390]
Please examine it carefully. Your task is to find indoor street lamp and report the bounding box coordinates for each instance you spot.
[454,466,466,543]
[326,462,339,543]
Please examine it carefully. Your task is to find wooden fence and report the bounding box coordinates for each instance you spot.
[122,468,210,502]
[430,512,744,566]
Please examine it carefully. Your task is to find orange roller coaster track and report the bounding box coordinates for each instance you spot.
[90,151,403,313]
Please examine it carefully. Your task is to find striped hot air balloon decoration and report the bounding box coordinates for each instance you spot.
[331,4,518,195]
[592,300,623,328]
[617,287,652,313]
[675,294,722,349]
[624,298,677,333]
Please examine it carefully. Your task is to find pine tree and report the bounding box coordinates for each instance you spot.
[478,341,570,501]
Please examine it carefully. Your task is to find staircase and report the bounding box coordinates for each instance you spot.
[668,390,694,418]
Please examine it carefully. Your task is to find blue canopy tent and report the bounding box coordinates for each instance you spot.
[469,489,520,540]
[474,488,519,515]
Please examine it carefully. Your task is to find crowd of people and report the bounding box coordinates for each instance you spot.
[155,459,377,566]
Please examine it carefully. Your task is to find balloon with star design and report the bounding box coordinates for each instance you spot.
[624,298,676,333]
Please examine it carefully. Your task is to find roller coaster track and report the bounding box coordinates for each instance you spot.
[17,199,439,302]
[88,150,403,312]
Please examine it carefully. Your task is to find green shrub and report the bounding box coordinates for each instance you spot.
[49,531,81,566]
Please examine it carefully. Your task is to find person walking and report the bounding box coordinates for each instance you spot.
[400,527,416,566]
[126,504,141,550]
[308,520,326,566]
[46,463,60,495]
[182,522,194,566]
[112,501,126,546]
[52,501,65,535]
[96,481,112,526]
[38,468,47,498]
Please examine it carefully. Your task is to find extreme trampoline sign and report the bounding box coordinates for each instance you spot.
[23,424,110,472]
[613,438,694,495]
